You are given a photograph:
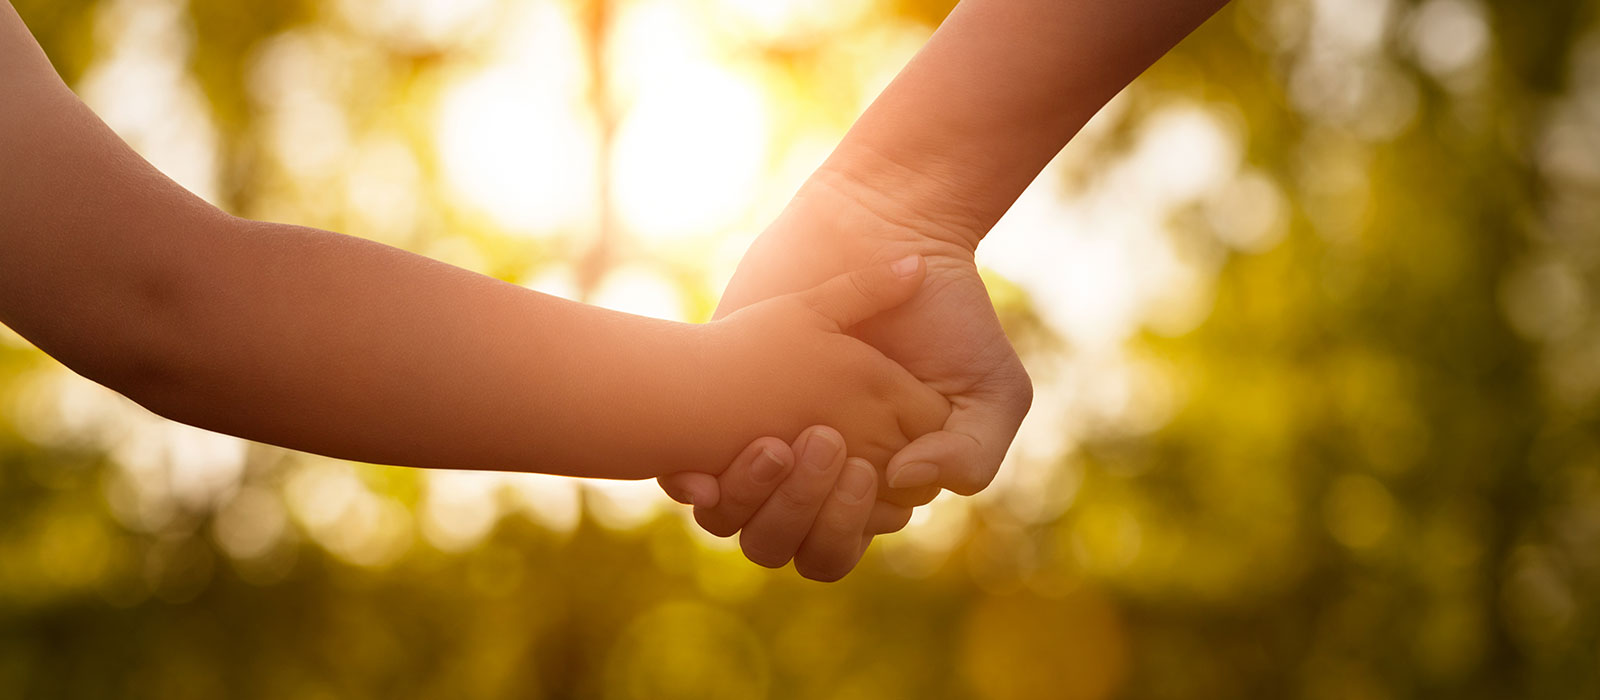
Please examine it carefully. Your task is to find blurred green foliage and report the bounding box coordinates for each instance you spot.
[3,0,1600,698]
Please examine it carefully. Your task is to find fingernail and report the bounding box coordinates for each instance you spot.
[888,461,938,489]
[751,447,786,484]
[890,255,920,277]
[837,461,875,504]
[799,431,842,472]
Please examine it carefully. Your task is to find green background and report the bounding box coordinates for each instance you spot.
[3,0,1598,697]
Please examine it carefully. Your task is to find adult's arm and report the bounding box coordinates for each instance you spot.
[679,0,1233,562]
[815,0,1232,252]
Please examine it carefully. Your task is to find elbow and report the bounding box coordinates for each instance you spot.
[74,341,185,414]
[61,314,192,422]
[63,242,213,418]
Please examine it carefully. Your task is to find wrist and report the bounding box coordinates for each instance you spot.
[806,147,988,256]
[674,320,749,474]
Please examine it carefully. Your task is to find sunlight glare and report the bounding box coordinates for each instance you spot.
[344,136,424,244]
[505,473,582,536]
[338,0,494,50]
[713,0,869,42]
[212,486,290,561]
[1407,0,1490,81]
[420,470,504,552]
[590,266,689,322]
[435,4,597,236]
[583,480,671,531]
[522,266,582,301]
[1126,104,1242,208]
[80,0,221,204]
[611,1,770,240]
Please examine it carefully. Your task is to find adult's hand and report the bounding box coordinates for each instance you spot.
[658,170,1030,581]
[692,0,1225,499]
[660,425,909,581]
[717,172,1033,499]
[662,0,1228,578]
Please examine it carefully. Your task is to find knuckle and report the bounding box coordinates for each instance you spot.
[948,470,994,497]
[882,484,939,507]
[867,505,913,535]
[705,523,740,538]
[1004,358,1035,412]
[855,365,881,392]
[1016,369,1035,411]
[695,513,740,538]
[722,485,770,513]
[809,509,855,542]
[924,392,954,427]
[870,373,898,402]
[770,484,821,514]
[870,521,908,536]
[795,552,850,582]
[846,270,876,305]
[871,515,912,535]
[856,444,896,471]
[740,539,794,569]
[792,513,865,581]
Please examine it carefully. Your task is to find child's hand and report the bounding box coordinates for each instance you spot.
[654,256,948,580]
[694,255,950,469]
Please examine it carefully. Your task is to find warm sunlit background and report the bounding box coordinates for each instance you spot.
[4,0,1599,697]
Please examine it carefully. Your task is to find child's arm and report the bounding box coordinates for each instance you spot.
[0,4,947,480]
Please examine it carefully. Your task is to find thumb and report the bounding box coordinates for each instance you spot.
[801,255,925,330]
[885,365,1033,495]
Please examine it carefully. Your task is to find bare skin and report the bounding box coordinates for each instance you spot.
[671,0,1233,580]
[0,3,946,482]
[1,0,1233,582]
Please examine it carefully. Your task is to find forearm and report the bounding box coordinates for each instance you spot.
[0,9,738,479]
[9,194,726,478]
[124,219,728,479]
[815,0,1230,249]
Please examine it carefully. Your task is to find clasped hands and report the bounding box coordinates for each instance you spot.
[657,171,1033,581]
